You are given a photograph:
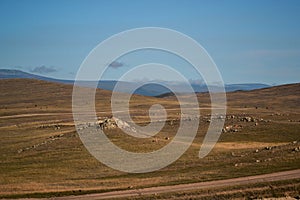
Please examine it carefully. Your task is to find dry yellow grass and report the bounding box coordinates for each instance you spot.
[0,79,299,197]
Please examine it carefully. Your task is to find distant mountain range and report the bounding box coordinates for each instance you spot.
[0,69,271,96]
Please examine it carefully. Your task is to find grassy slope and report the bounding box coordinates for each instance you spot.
[0,79,299,197]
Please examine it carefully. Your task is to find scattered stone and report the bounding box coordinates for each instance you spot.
[165,137,170,140]
[256,160,260,163]
[292,141,298,144]
[222,125,241,133]
[82,125,88,129]
[294,195,300,199]
[234,163,238,167]
[152,138,158,143]
[219,115,225,119]
[255,149,259,153]
[95,117,139,134]
[240,117,254,122]
[114,117,131,130]
[98,118,117,130]
[19,132,66,153]
[49,134,64,139]
[293,147,300,152]
[265,146,272,150]
[98,117,128,130]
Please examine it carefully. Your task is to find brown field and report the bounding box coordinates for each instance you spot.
[0,79,299,199]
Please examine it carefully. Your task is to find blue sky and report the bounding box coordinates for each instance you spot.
[0,0,299,84]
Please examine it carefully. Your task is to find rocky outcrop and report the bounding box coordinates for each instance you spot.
[97,118,118,130]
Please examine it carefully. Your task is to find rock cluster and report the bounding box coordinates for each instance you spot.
[77,117,138,134]
[293,147,300,152]
[98,118,118,130]
[38,124,61,130]
[17,133,64,153]
[222,125,241,133]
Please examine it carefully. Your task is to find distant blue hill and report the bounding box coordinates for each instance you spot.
[0,69,74,84]
[0,69,270,96]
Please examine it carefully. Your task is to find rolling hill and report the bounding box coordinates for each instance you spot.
[0,78,299,198]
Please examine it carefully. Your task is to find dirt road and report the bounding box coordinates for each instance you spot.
[26,169,299,200]
[0,113,72,119]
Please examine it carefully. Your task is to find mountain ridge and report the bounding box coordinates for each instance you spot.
[0,69,271,96]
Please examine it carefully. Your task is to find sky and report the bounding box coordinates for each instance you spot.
[0,0,299,84]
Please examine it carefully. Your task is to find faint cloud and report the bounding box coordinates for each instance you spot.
[189,79,204,85]
[108,61,125,68]
[30,66,57,74]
